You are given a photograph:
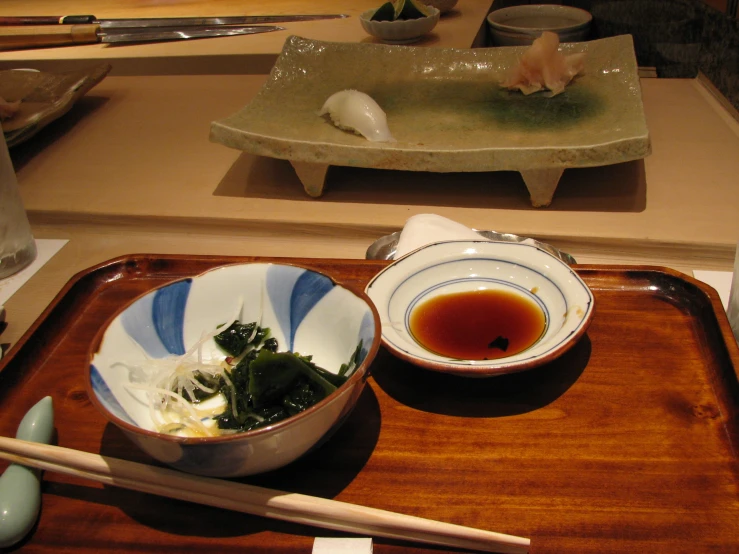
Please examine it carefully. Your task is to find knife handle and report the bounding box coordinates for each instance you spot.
[0,24,100,51]
[0,15,96,25]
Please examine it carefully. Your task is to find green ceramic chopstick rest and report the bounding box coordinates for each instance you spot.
[0,396,54,547]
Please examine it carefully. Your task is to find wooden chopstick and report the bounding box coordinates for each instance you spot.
[0,437,530,553]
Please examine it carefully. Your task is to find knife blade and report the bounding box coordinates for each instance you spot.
[0,24,284,51]
[0,14,349,29]
[101,25,285,44]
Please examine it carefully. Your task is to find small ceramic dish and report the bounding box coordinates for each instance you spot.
[0,63,111,147]
[487,5,592,46]
[359,7,441,44]
[88,262,381,477]
[365,240,594,377]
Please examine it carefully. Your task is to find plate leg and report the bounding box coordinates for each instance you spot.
[290,161,331,197]
[519,168,564,208]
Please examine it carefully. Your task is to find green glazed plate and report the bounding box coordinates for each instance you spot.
[210,34,650,178]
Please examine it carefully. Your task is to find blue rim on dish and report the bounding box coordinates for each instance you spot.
[365,240,594,376]
[402,274,553,356]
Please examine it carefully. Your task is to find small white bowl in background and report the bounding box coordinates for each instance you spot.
[365,240,594,377]
[487,4,592,46]
[360,7,441,44]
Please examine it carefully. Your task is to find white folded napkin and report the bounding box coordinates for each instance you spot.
[394,214,534,259]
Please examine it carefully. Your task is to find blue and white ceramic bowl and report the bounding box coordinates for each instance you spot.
[88,262,381,477]
[365,240,594,377]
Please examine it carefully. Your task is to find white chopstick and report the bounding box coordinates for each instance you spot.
[0,437,529,553]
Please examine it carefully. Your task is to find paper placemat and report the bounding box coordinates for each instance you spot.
[0,239,68,306]
[693,270,732,311]
[313,538,373,553]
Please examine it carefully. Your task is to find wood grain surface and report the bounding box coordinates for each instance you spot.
[0,24,100,51]
[0,255,737,553]
[11,76,739,259]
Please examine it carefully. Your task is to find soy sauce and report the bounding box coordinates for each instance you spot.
[409,289,546,360]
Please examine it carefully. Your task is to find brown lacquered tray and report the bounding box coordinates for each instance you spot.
[1,255,738,553]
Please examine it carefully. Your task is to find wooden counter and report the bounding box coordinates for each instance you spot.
[0,0,493,75]
[3,72,738,352]
[11,73,739,255]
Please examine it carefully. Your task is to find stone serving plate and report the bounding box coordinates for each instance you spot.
[210,35,651,207]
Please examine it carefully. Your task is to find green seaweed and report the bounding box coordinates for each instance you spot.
[185,321,361,433]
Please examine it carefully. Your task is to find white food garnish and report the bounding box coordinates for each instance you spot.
[122,298,251,438]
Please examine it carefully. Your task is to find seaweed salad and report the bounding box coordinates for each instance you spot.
[126,318,362,437]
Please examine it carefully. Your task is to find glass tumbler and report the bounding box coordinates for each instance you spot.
[0,132,36,279]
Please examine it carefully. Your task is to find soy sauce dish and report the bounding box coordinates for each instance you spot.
[365,240,594,377]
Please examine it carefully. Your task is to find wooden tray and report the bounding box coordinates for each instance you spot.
[1,255,738,553]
